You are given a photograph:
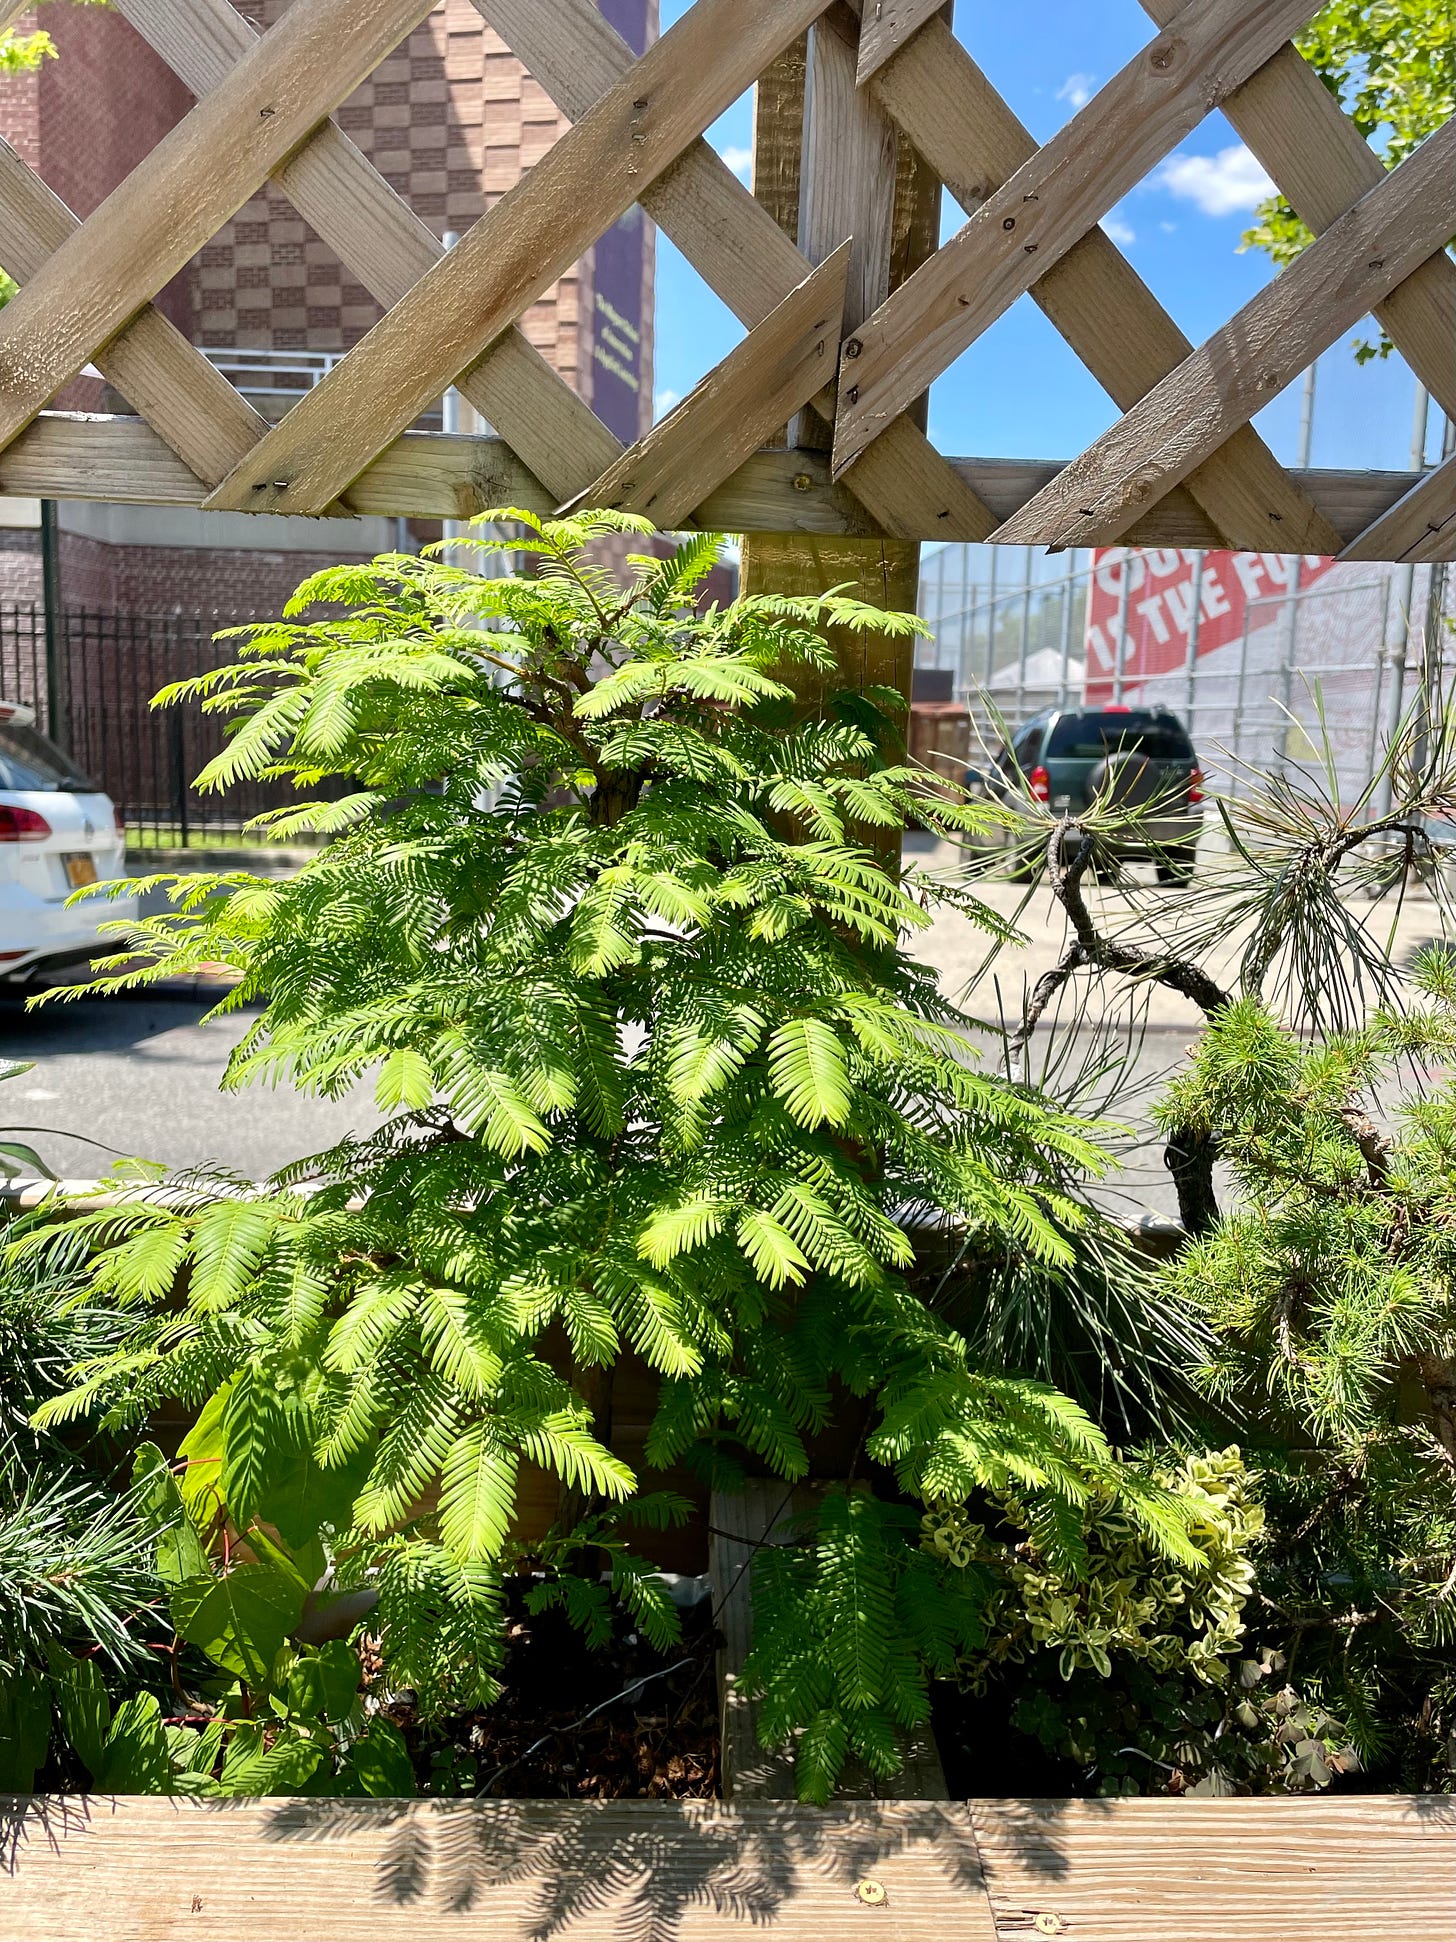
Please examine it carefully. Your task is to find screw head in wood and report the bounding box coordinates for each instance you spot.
[792,473,814,492]
[1034,1912,1065,1934]
[854,1879,887,1907]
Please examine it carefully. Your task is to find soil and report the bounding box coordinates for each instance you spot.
[385,1577,720,1801]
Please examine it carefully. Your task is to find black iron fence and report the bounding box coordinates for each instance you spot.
[0,602,334,848]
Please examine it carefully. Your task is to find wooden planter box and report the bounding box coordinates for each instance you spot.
[1,1794,1448,1940]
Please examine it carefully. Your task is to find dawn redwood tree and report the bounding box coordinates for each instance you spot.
[28,511,1210,1799]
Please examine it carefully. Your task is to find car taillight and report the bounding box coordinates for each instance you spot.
[1188,767,1204,805]
[0,805,52,842]
[1028,765,1051,804]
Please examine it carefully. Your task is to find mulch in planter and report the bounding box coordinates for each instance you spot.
[377,1576,720,1801]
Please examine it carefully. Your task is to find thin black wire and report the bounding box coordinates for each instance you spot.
[474,1654,696,1798]
[474,1483,799,1798]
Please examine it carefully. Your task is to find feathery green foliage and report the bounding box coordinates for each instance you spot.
[24,511,1210,1798]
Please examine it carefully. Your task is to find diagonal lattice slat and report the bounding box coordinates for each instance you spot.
[830,0,1325,477]
[476,0,996,543]
[858,7,1339,552]
[202,0,837,515]
[1138,0,1456,422]
[0,135,267,487]
[1340,461,1456,565]
[855,0,946,85]
[0,0,1444,559]
[994,117,1456,549]
[0,0,439,460]
[114,0,620,503]
[578,247,850,529]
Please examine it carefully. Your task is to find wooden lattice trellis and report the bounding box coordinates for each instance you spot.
[0,0,1452,561]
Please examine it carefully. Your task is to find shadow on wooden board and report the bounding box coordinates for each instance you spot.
[1,1795,1453,1941]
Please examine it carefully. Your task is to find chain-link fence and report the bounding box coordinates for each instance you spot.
[917,545,1456,813]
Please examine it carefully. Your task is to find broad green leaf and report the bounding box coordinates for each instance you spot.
[171,1563,306,1687]
[132,1442,209,1587]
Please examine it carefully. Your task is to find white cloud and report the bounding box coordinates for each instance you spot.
[1103,215,1136,248]
[654,387,682,418]
[1056,73,1097,112]
[719,144,754,183]
[1156,143,1275,217]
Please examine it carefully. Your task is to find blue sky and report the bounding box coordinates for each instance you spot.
[654,0,1439,474]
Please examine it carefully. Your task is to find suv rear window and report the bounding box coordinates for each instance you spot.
[0,723,98,791]
[1045,712,1194,761]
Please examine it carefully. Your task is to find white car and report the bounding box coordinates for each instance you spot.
[0,701,137,982]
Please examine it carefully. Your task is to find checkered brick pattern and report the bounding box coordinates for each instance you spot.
[188,0,655,437]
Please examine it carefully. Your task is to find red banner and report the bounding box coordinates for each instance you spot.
[1084,549,1336,702]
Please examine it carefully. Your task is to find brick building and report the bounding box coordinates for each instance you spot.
[0,0,658,617]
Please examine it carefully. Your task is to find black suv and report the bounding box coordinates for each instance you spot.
[965,705,1204,884]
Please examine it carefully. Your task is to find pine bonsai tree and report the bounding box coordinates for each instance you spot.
[30,511,1203,1798]
[978,704,1456,1788]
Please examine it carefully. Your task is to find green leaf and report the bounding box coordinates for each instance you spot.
[93,1692,176,1794]
[49,1650,110,1778]
[132,1442,209,1587]
[171,1563,306,1686]
[437,1425,518,1562]
[737,1207,812,1289]
[0,1675,52,1791]
[375,1046,435,1111]
[189,1200,277,1310]
[346,1718,416,1797]
[767,1017,852,1129]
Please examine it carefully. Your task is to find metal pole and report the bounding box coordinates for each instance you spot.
[1274,361,1320,761]
[1374,383,1431,818]
[983,545,999,689]
[1183,552,1205,726]
[1057,557,1076,707]
[40,498,65,744]
[1111,552,1131,704]
[1016,545,1034,723]
[1415,412,1455,786]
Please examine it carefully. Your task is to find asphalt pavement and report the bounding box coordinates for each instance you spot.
[0,838,1447,1202]
[0,988,376,1182]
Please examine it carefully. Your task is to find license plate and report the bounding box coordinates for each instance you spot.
[62,853,98,889]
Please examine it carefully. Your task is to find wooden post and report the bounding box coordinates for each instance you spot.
[716,11,953,1805]
[740,5,946,732]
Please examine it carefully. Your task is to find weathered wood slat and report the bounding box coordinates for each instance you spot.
[2,1794,1447,1939]
[202,0,835,516]
[0,0,438,460]
[1138,0,1456,422]
[580,247,850,528]
[972,1797,1455,1942]
[0,136,266,487]
[0,1795,993,1938]
[861,10,1339,554]
[1339,454,1456,564]
[472,0,994,541]
[830,0,1324,477]
[708,1483,951,1805]
[855,0,947,85]
[0,413,1426,550]
[472,0,997,542]
[992,117,1456,547]
[112,0,612,504]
